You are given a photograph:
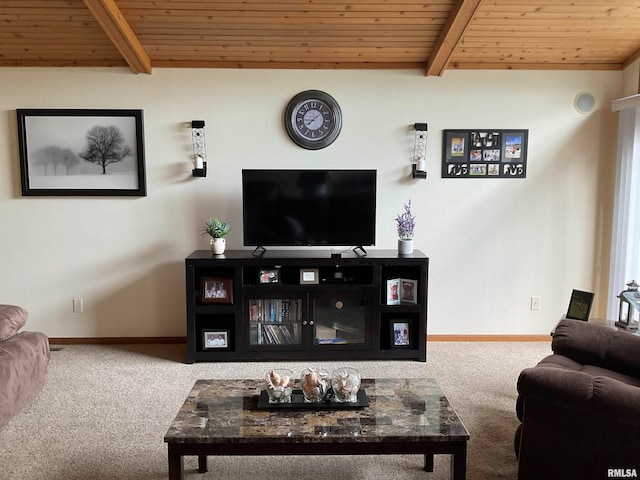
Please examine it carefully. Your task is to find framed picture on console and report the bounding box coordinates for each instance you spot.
[400,279,418,304]
[391,321,411,348]
[386,279,400,305]
[16,108,146,196]
[201,277,233,304]
[387,278,418,305]
[202,330,229,349]
[300,268,319,284]
[259,269,280,284]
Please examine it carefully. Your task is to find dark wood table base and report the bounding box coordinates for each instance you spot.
[168,440,467,479]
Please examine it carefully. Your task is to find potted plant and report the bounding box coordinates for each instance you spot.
[395,200,415,255]
[203,217,230,254]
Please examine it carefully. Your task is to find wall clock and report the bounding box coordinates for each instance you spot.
[284,90,342,150]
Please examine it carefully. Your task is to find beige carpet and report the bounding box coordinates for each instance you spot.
[0,341,552,480]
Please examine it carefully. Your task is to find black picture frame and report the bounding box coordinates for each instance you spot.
[16,109,146,196]
[201,277,234,304]
[442,129,528,178]
[391,321,411,348]
[566,289,594,321]
[202,330,229,350]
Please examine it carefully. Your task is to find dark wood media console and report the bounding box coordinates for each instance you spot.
[185,249,428,363]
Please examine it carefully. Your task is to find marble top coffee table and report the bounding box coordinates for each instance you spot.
[164,377,470,479]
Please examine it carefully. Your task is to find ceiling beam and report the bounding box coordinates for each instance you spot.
[426,0,483,77]
[83,0,152,74]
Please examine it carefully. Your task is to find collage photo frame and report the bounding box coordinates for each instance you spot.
[442,129,528,179]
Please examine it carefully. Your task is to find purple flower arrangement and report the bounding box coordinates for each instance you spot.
[395,200,415,240]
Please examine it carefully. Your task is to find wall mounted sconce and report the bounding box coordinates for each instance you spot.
[615,280,640,331]
[191,120,207,177]
[412,123,427,179]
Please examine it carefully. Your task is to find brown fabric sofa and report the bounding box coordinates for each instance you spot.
[514,319,640,480]
[0,305,50,428]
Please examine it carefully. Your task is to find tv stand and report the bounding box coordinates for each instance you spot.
[185,249,428,363]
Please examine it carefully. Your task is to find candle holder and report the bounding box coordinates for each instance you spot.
[412,123,427,179]
[191,120,207,177]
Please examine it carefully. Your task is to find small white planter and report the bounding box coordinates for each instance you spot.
[210,237,226,255]
[398,239,413,255]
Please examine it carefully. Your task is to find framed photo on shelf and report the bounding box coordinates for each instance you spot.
[400,279,418,304]
[391,321,411,348]
[259,269,280,284]
[387,278,418,305]
[201,277,233,304]
[386,279,400,305]
[16,109,146,196]
[299,268,319,284]
[202,330,229,349]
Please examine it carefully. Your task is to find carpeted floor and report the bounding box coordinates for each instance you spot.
[0,341,552,479]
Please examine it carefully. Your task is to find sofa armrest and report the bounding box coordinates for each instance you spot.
[517,365,640,425]
[552,319,640,378]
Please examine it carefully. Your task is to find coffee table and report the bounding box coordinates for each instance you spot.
[164,377,470,479]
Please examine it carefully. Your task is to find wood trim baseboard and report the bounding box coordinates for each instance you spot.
[48,335,551,345]
[49,337,187,345]
[428,334,551,342]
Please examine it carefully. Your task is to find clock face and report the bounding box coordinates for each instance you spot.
[284,90,342,150]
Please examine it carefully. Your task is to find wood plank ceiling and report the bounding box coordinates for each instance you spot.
[1,0,639,75]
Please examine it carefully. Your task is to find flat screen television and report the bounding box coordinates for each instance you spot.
[242,169,377,247]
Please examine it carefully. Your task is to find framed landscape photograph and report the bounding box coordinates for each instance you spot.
[201,277,234,304]
[391,321,411,348]
[17,109,146,196]
[202,330,229,349]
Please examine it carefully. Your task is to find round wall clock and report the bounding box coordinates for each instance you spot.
[284,90,342,150]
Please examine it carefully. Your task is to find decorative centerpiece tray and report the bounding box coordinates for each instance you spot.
[257,388,369,410]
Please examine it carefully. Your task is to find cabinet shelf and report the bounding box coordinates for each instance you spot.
[194,304,236,314]
[185,249,428,363]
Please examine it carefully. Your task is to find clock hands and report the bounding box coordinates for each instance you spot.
[304,110,322,128]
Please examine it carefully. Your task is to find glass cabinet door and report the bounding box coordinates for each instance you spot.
[311,294,369,346]
[248,298,303,346]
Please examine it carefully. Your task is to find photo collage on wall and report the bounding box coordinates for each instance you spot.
[442,129,528,178]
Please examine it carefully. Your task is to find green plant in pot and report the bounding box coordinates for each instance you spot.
[395,200,415,255]
[203,217,230,254]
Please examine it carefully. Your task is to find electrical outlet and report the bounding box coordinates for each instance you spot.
[73,297,83,313]
[530,296,540,310]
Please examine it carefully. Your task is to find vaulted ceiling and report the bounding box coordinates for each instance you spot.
[1,0,640,76]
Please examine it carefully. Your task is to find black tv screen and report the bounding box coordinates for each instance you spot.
[242,169,377,247]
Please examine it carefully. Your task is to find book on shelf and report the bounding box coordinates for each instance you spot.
[259,323,298,345]
[248,298,300,323]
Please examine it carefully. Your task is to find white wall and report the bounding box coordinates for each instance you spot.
[0,67,620,337]
[622,59,640,97]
